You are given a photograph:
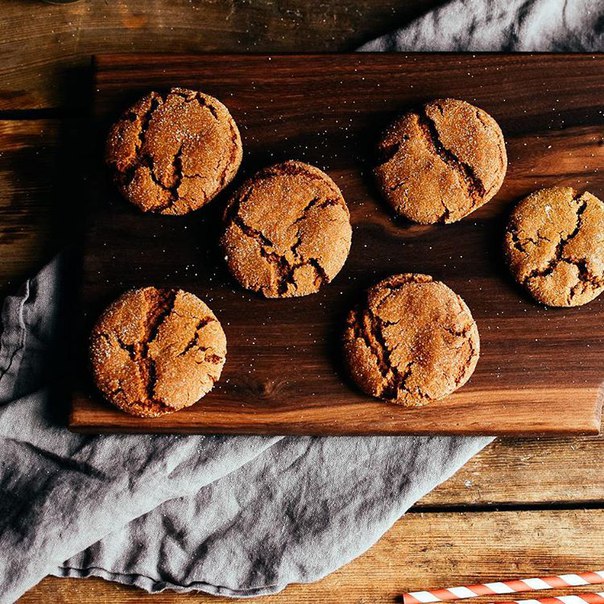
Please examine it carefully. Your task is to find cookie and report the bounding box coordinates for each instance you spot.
[90,287,226,417]
[221,160,352,298]
[343,274,479,406]
[106,87,242,215]
[504,187,604,307]
[374,98,507,224]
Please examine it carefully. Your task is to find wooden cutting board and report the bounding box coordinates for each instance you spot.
[70,53,604,435]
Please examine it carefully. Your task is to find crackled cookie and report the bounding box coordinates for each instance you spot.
[90,287,227,417]
[106,87,242,215]
[374,98,507,224]
[221,160,352,298]
[504,187,604,307]
[343,274,479,406]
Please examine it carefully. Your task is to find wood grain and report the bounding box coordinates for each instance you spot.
[18,509,604,603]
[70,53,604,436]
[3,117,603,506]
[419,426,604,507]
[0,0,445,111]
[0,120,59,293]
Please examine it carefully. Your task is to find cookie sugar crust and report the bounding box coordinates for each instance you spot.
[106,87,242,215]
[505,186,604,307]
[221,160,352,298]
[90,287,227,417]
[374,98,507,224]
[343,273,480,406]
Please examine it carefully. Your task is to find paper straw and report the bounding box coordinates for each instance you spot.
[403,571,604,604]
[498,592,604,604]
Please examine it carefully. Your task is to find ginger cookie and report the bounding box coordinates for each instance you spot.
[374,98,507,224]
[106,87,242,215]
[90,287,226,417]
[504,187,604,307]
[221,160,352,298]
[343,274,479,406]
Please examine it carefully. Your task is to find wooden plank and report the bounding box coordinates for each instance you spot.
[421,430,604,507]
[0,120,59,294]
[18,509,604,603]
[71,53,604,436]
[0,0,445,111]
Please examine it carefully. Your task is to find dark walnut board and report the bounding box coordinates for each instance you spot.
[70,53,604,436]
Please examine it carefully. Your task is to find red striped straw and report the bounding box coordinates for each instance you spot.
[403,571,604,604]
[498,592,604,604]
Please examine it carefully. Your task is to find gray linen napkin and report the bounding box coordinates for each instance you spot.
[1,1,602,601]
[0,254,489,601]
[360,0,603,52]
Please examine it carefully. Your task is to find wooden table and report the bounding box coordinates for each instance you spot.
[2,2,603,602]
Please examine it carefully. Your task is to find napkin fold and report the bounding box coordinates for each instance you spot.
[1,0,602,601]
[0,254,489,601]
[360,0,603,52]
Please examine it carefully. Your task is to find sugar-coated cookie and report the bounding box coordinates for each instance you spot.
[106,87,242,215]
[90,287,226,417]
[374,98,507,224]
[504,186,604,307]
[221,160,352,298]
[343,273,479,405]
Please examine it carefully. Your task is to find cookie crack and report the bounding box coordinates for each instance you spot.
[109,385,126,398]
[134,94,162,157]
[167,142,186,201]
[232,197,333,295]
[174,90,239,192]
[350,308,390,388]
[418,109,486,206]
[453,337,476,387]
[95,290,176,408]
[235,225,295,295]
[524,197,588,285]
[138,289,178,404]
[224,185,253,224]
[292,196,321,224]
[204,353,224,366]
[118,90,239,214]
[388,180,407,192]
[233,215,275,250]
[306,258,328,289]
[144,289,177,345]
[115,335,137,360]
[296,196,342,222]
[121,151,178,214]
[190,95,220,120]
[141,154,171,190]
[171,89,220,121]
[98,331,131,358]
[175,89,241,190]
[383,359,419,401]
[567,259,604,303]
[117,94,164,188]
[509,224,552,254]
[138,139,188,214]
[227,189,295,292]
[375,139,404,167]
[442,323,473,339]
[350,307,427,401]
[116,94,163,175]
[438,198,451,223]
[178,317,217,357]
[508,225,529,254]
